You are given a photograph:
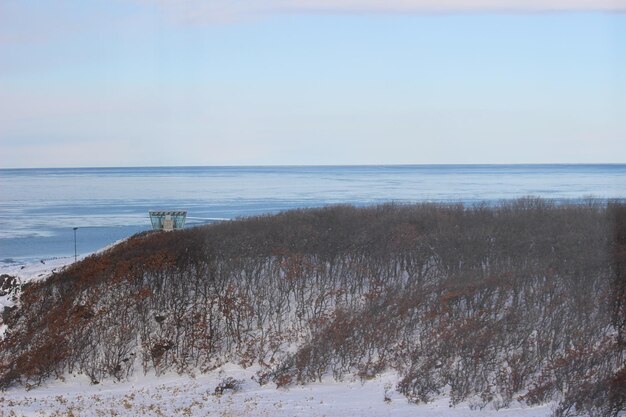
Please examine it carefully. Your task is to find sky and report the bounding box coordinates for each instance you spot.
[0,0,625,168]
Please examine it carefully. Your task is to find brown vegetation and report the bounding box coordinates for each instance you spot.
[0,199,624,415]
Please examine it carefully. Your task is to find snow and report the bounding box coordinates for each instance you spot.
[0,365,553,417]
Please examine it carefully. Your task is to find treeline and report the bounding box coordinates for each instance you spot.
[0,199,624,416]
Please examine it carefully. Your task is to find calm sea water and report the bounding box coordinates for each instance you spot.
[1,165,625,264]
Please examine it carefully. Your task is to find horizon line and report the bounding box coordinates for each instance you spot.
[2,162,626,171]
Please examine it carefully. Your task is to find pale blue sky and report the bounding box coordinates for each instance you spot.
[1,1,624,167]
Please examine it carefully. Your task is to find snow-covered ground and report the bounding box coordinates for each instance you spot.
[1,364,553,417]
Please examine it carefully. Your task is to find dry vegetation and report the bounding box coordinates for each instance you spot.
[1,199,624,416]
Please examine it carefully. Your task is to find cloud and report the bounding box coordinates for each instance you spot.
[278,0,626,13]
[143,0,626,23]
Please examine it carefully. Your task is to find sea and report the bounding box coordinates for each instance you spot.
[1,164,625,265]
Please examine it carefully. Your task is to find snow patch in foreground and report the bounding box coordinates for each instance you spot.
[1,365,553,417]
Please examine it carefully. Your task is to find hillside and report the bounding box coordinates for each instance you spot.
[1,200,625,416]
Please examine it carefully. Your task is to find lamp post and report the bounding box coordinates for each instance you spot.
[73,227,79,262]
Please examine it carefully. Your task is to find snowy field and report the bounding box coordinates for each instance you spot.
[1,257,554,417]
[1,365,553,417]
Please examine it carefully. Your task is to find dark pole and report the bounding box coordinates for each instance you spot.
[73,227,78,262]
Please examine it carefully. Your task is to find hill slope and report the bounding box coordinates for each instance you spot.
[1,200,625,416]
